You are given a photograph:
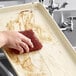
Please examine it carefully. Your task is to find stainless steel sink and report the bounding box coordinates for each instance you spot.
[0,49,17,76]
[53,10,76,48]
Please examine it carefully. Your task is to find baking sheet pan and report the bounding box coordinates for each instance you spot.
[0,2,76,76]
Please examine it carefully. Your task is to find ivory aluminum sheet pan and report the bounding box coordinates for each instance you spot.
[0,2,76,76]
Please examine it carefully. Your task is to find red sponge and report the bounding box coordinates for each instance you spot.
[11,29,42,54]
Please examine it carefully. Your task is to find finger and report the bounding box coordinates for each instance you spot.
[18,47,24,54]
[20,42,29,53]
[22,38,34,48]
[16,44,24,54]
[18,33,34,48]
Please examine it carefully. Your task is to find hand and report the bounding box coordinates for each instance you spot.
[0,31,33,54]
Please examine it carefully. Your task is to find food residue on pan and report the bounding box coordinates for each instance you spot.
[6,9,52,42]
[4,9,52,75]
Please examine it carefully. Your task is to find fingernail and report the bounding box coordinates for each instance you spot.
[31,44,34,48]
[20,50,24,54]
[27,50,29,53]
[26,48,29,53]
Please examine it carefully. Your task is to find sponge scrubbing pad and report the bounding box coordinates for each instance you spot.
[12,29,42,54]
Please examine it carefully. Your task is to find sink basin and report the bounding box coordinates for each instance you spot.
[0,49,17,76]
[53,10,76,47]
[0,59,17,76]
